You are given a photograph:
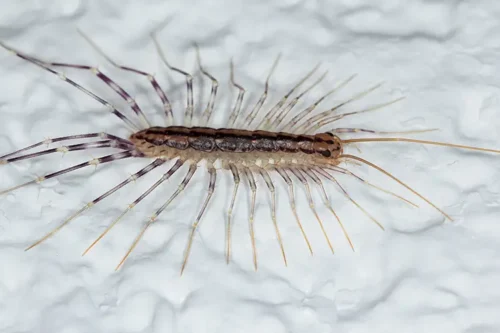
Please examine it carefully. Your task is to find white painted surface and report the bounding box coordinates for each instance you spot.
[1,1,500,332]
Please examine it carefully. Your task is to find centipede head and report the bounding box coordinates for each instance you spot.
[313,132,343,161]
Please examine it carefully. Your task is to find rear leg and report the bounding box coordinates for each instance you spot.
[114,163,197,270]
[180,165,217,275]
[78,30,174,125]
[83,159,184,256]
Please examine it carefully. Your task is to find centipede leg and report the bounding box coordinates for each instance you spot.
[83,159,184,256]
[227,60,246,127]
[152,34,194,127]
[242,167,258,271]
[274,168,313,255]
[114,163,197,271]
[288,168,334,254]
[195,44,219,126]
[78,30,174,125]
[226,164,240,264]
[258,168,287,266]
[302,167,354,251]
[180,165,217,275]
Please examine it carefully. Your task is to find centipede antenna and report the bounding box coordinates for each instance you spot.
[274,167,313,255]
[151,33,194,127]
[315,167,385,230]
[302,167,355,251]
[288,168,334,253]
[84,159,183,256]
[194,43,219,126]
[226,164,240,264]
[332,128,439,135]
[0,41,140,132]
[78,29,174,126]
[258,168,287,266]
[242,53,281,127]
[257,62,321,130]
[284,74,357,132]
[180,165,216,275]
[227,59,246,127]
[269,70,329,130]
[295,82,388,133]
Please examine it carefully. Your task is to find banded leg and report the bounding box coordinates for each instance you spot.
[258,168,287,266]
[302,167,354,251]
[242,167,258,270]
[79,30,174,125]
[0,132,133,160]
[26,159,165,251]
[242,53,281,127]
[1,151,136,196]
[274,167,313,255]
[314,168,384,230]
[152,34,194,127]
[226,164,240,264]
[268,70,328,130]
[0,41,139,131]
[180,165,217,275]
[288,168,334,253]
[114,163,197,270]
[256,63,320,130]
[83,159,184,256]
[227,60,246,127]
[1,140,130,164]
[303,97,405,134]
[195,44,219,125]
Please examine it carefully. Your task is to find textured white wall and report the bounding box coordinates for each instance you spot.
[1,1,500,332]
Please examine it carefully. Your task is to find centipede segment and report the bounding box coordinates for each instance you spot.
[2,33,500,273]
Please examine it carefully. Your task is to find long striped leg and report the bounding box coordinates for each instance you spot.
[26,159,165,251]
[226,164,240,264]
[0,41,139,131]
[302,167,354,251]
[288,168,334,254]
[180,165,217,275]
[152,34,194,127]
[83,159,184,255]
[227,60,246,127]
[268,70,328,130]
[114,163,197,270]
[195,44,218,126]
[242,167,258,270]
[256,63,320,129]
[314,168,385,230]
[0,133,133,160]
[258,168,287,266]
[242,53,281,127]
[1,140,130,164]
[331,128,438,135]
[1,151,136,196]
[2,41,151,128]
[303,97,405,134]
[283,74,356,132]
[326,166,417,207]
[78,30,174,125]
[274,167,313,255]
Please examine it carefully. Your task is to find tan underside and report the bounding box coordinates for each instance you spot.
[133,141,339,169]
